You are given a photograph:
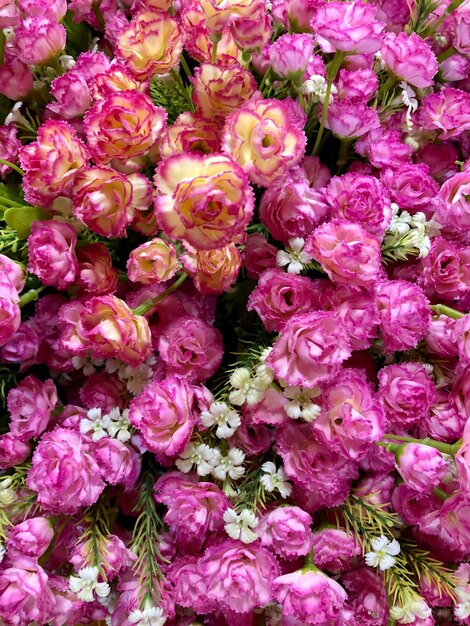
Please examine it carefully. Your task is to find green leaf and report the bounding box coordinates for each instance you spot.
[4,206,49,239]
[149,74,192,124]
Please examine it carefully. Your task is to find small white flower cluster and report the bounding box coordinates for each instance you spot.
[389,595,432,625]
[455,586,470,621]
[276,237,312,275]
[106,356,156,395]
[72,355,106,377]
[80,406,132,443]
[282,385,321,422]
[201,401,241,439]
[399,81,418,133]
[260,462,292,498]
[177,443,246,482]
[0,477,17,507]
[302,74,338,104]
[228,362,273,407]
[387,203,440,259]
[223,508,259,544]
[69,566,110,603]
[129,601,166,626]
[365,535,401,571]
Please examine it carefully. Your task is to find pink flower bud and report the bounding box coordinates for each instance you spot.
[0,433,31,470]
[381,32,438,88]
[396,443,448,493]
[0,58,33,100]
[14,17,66,66]
[7,517,54,558]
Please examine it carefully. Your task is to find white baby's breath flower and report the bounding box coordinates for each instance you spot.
[106,408,132,443]
[260,462,292,498]
[302,74,337,104]
[176,443,217,476]
[229,367,265,406]
[455,586,470,620]
[129,602,166,626]
[283,386,321,422]
[211,447,246,481]
[80,407,109,442]
[390,597,431,624]
[69,566,110,602]
[276,238,312,275]
[201,402,241,439]
[223,508,259,544]
[365,535,401,571]
[59,54,76,70]
[254,362,274,387]
[71,356,105,376]
[0,477,17,507]
[119,363,154,396]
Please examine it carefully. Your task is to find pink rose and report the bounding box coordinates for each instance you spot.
[258,506,313,558]
[0,558,56,626]
[129,378,196,460]
[14,16,66,65]
[314,369,386,460]
[259,177,330,245]
[158,315,223,383]
[377,362,436,428]
[381,32,437,88]
[154,472,230,552]
[312,0,384,54]
[312,528,361,572]
[273,568,347,625]
[376,280,431,352]
[247,269,324,332]
[6,517,54,559]
[266,311,351,388]
[325,173,391,237]
[306,220,382,290]
[26,428,105,514]
[200,539,279,614]
[60,295,151,366]
[396,443,448,493]
[7,375,57,441]
[27,221,78,290]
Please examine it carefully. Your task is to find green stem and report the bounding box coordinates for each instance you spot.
[430,304,465,319]
[437,46,457,63]
[132,273,188,316]
[311,51,345,156]
[0,30,5,66]
[19,285,46,308]
[210,32,222,65]
[304,551,314,566]
[179,54,193,81]
[383,434,460,455]
[0,159,25,177]
[433,487,451,502]
[376,75,396,106]
[336,139,352,169]
[259,66,272,93]
[422,0,466,37]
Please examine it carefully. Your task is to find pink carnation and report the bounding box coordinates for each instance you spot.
[417,237,470,300]
[14,16,66,65]
[259,177,329,244]
[396,443,448,493]
[324,98,380,139]
[422,390,466,442]
[0,0,19,27]
[0,281,21,349]
[271,0,318,31]
[27,221,78,290]
[435,171,470,239]
[306,220,382,290]
[26,428,105,514]
[0,434,30,470]
[0,125,21,178]
[6,517,54,559]
[325,173,391,236]
[336,68,378,101]
[377,362,436,428]
[381,163,439,213]
[129,378,196,461]
[312,0,384,54]
[76,243,117,295]
[7,375,57,441]
[343,567,388,626]
[355,128,413,170]
[266,311,351,388]
[199,539,279,614]
[19,0,66,20]
[70,534,132,580]
[48,72,92,120]
[258,506,313,558]
[376,280,431,352]
[326,286,379,351]
[273,568,347,625]
[312,528,361,572]
[158,315,223,383]
[244,234,278,279]
[79,373,127,412]
[91,438,141,490]
[417,88,470,140]
[270,33,316,81]
[247,269,323,332]
[381,32,438,88]
[166,556,216,614]
[0,58,33,100]
[314,369,386,460]
[154,472,230,552]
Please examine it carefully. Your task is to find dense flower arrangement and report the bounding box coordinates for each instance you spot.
[0,0,469,625]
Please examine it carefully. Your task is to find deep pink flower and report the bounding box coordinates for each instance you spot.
[381,32,438,88]
[91,438,141,490]
[326,286,379,351]
[19,0,67,20]
[27,221,78,290]
[76,243,117,295]
[0,58,33,100]
[435,171,470,239]
[271,0,318,31]
[422,390,466,443]
[258,506,313,558]
[417,88,470,140]
[355,128,413,170]
[70,534,132,580]
[0,280,21,349]
[6,517,54,559]
[312,528,361,572]
[0,125,21,179]
[324,98,380,139]
[129,378,196,461]
[26,428,105,514]
[270,33,316,81]
[244,234,278,279]
[381,163,439,214]
[417,238,470,300]
[336,68,378,101]
[343,567,388,626]
[312,0,384,54]
[166,556,216,614]
[48,72,92,120]
[0,434,30,470]
[306,220,382,290]
[396,443,448,493]
[7,375,57,441]
[266,311,351,388]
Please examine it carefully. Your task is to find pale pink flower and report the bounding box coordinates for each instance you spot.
[396,444,448,493]
[14,17,66,65]
[127,238,178,285]
[7,375,57,441]
[6,517,54,559]
[381,32,438,88]
[0,58,33,100]
[258,506,313,558]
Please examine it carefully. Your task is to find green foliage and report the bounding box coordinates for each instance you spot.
[63,10,93,56]
[0,463,37,540]
[381,230,423,264]
[406,0,440,35]
[149,73,193,124]
[0,365,17,407]
[4,206,50,239]
[233,460,270,515]
[78,496,116,577]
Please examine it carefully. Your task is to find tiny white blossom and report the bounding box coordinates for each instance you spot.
[80,408,109,442]
[223,508,259,544]
[119,363,154,395]
[71,355,105,376]
[302,74,337,104]
[374,50,386,71]
[176,443,217,476]
[254,362,274,387]
[399,82,418,113]
[106,408,132,443]
[260,462,292,498]
[201,402,241,439]
[59,54,76,70]
[211,447,246,481]
[390,598,431,624]
[105,359,122,374]
[365,535,401,571]
[69,566,110,602]
[455,587,470,621]
[229,367,265,406]
[5,102,29,127]
[276,238,312,275]
[0,544,5,564]
[129,603,166,626]
[0,477,17,507]
[283,386,321,422]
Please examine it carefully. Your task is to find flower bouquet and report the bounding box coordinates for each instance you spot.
[0,0,470,624]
